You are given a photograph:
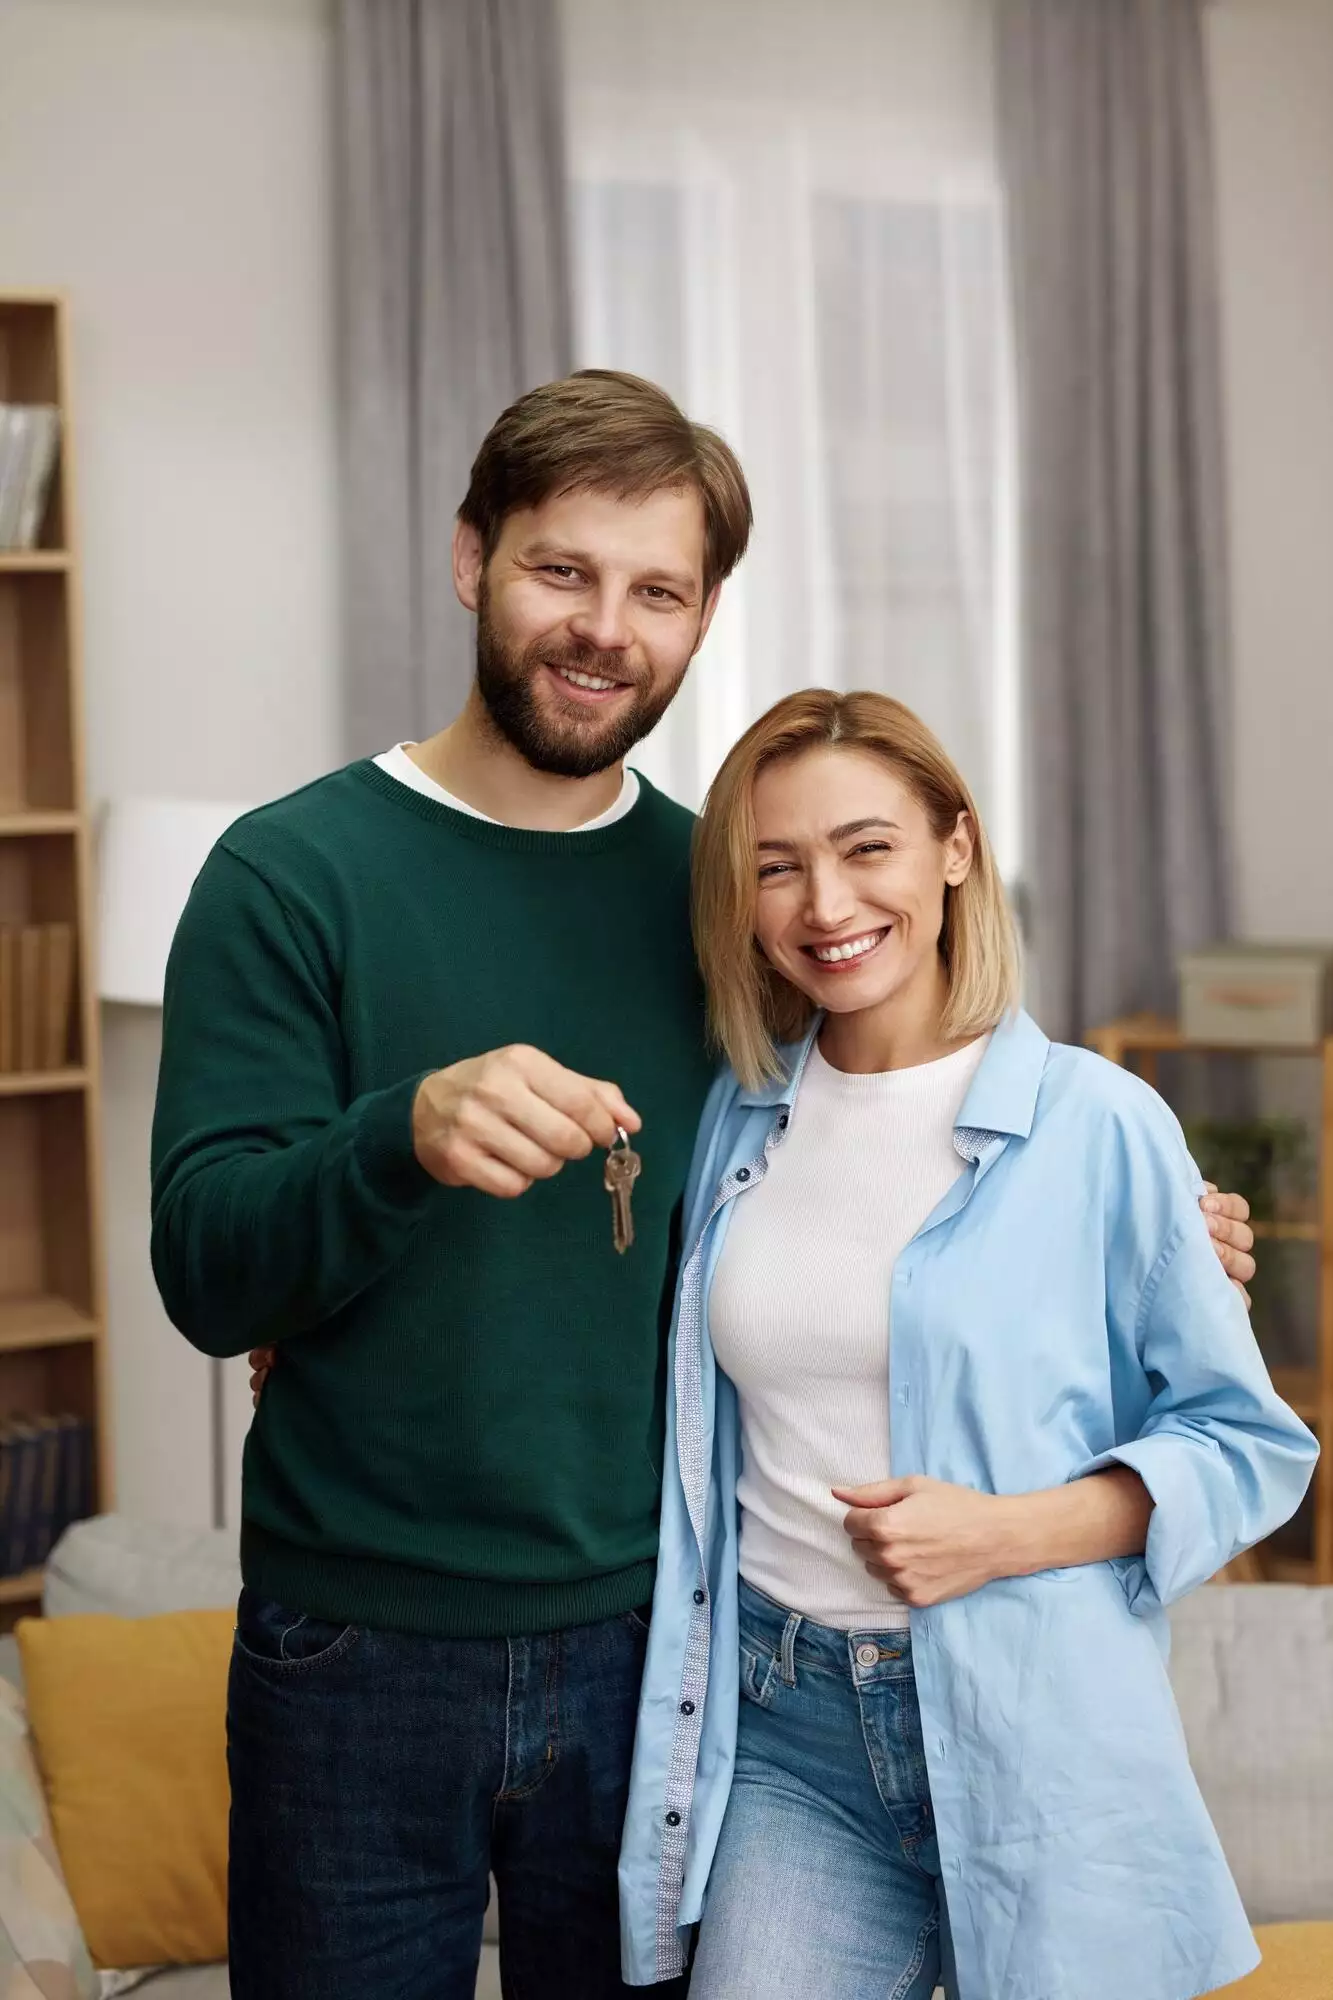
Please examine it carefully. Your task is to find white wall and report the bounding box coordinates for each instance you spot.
[0,0,340,1531]
[1207,0,1333,941]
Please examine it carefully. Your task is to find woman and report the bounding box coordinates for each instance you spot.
[618,689,1316,2000]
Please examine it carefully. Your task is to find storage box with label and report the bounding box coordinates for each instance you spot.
[1179,944,1333,1047]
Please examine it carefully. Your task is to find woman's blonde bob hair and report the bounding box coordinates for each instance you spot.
[693,688,1021,1089]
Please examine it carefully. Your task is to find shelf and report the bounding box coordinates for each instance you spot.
[0,298,106,1561]
[0,1068,87,1099]
[0,810,78,837]
[1251,1219,1321,1243]
[0,554,70,575]
[0,1571,42,1606]
[1270,1367,1322,1423]
[1261,1553,1318,1585]
[1091,1014,1328,1056]
[0,1296,99,1355]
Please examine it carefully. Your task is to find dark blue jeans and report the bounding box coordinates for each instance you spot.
[227,1588,689,1999]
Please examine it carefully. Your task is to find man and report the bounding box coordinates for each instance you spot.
[152,370,1255,1999]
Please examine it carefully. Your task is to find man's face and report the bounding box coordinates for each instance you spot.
[453,486,719,778]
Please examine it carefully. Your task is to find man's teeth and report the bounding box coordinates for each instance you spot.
[556,665,620,692]
[811,932,885,963]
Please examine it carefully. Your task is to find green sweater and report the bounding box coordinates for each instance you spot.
[150,762,714,1638]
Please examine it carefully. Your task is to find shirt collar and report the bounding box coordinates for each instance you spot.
[735,1007,1051,1141]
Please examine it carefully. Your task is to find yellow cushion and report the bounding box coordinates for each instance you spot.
[16,1608,233,1969]
[1215,1924,1333,1997]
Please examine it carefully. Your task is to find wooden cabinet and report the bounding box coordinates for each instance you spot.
[0,294,108,1614]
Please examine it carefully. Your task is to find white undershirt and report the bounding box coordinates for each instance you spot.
[710,1033,991,1629]
[373,742,641,829]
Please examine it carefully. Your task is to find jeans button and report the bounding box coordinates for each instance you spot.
[855,1643,879,1668]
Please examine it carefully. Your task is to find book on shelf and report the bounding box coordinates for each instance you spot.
[0,1415,94,1579]
[0,405,60,551]
[39,922,73,1069]
[0,930,13,1072]
[0,923,76,1074]
[15,928,42,1073]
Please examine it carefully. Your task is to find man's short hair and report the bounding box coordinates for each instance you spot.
[459,370,753,597]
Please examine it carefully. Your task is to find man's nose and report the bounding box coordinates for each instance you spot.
[567,586,633,655]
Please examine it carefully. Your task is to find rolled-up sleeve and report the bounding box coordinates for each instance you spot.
[1080,1205,1318,1612]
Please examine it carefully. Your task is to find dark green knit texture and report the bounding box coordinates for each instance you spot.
[151,761,713,1638]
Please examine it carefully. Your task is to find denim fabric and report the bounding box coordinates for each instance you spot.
[227,1589,688,2000]
[689,1580,953,2000]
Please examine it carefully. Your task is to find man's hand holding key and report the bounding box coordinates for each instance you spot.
[248,1046,642,1406]
[411,1043,640,1200]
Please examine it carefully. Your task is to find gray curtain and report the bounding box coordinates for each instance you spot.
[337,0,573,754]
[996,0,1235,1044]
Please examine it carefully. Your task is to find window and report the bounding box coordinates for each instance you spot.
[564,0,1017,875]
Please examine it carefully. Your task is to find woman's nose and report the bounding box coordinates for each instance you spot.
[804,865,856,930]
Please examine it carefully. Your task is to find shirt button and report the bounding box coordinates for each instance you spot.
[855,1643,880,1668]
[736,1167,751,1182]
[680,1700,695,1715]
[665,1810,682,1827]
[693,1589,706,1605]
[778,1113,789,1129]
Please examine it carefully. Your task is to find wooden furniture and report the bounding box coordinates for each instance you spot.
[0,294,108,1617]
[1088,1014,1333,1584]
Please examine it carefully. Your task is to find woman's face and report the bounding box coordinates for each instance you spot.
[750,745,974,1020]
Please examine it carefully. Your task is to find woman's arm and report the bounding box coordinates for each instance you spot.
[838,1090,1315,1610]
[834,1466,1153,1607]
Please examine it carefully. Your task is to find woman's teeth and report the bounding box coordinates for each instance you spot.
[556,665,620,692]
[809,930,887,963]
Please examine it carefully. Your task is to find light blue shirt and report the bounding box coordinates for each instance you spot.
[619,1009,1317,1998]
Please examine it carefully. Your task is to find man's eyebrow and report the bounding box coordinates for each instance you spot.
[757,818,901,852]
[518,540,595,568]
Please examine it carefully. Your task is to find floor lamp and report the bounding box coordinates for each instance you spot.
[96,797,256,1532]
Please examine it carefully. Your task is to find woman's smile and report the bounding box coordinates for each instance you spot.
[803,925,892,969]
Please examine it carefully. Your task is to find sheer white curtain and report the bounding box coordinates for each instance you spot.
[562,0,1017,877]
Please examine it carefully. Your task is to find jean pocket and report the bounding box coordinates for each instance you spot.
[233,1588,360,1677]
[738,1635,780,1710]
[623,1603,653,1638]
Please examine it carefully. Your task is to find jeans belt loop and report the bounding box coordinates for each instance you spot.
[779,1610,802,1688]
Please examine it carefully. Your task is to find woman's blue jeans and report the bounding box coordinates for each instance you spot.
[690,1578,956,2000]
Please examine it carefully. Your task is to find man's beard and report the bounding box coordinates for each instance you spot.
[474,585,690,780]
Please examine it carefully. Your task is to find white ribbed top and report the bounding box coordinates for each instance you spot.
[710,1032,990,1629]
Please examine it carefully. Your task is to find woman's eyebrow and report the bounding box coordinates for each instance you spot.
[757,818,900,852]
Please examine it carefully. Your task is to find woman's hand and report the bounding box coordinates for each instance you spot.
[833,1475,1014,1608]
[833,1465,1153,1608]
[250,1346,275,1407]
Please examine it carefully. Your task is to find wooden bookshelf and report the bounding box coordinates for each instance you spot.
[0,294,108,1620]
[1088,1014,1333,1586]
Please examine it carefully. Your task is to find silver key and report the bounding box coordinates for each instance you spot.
[604,1127,642,1254]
